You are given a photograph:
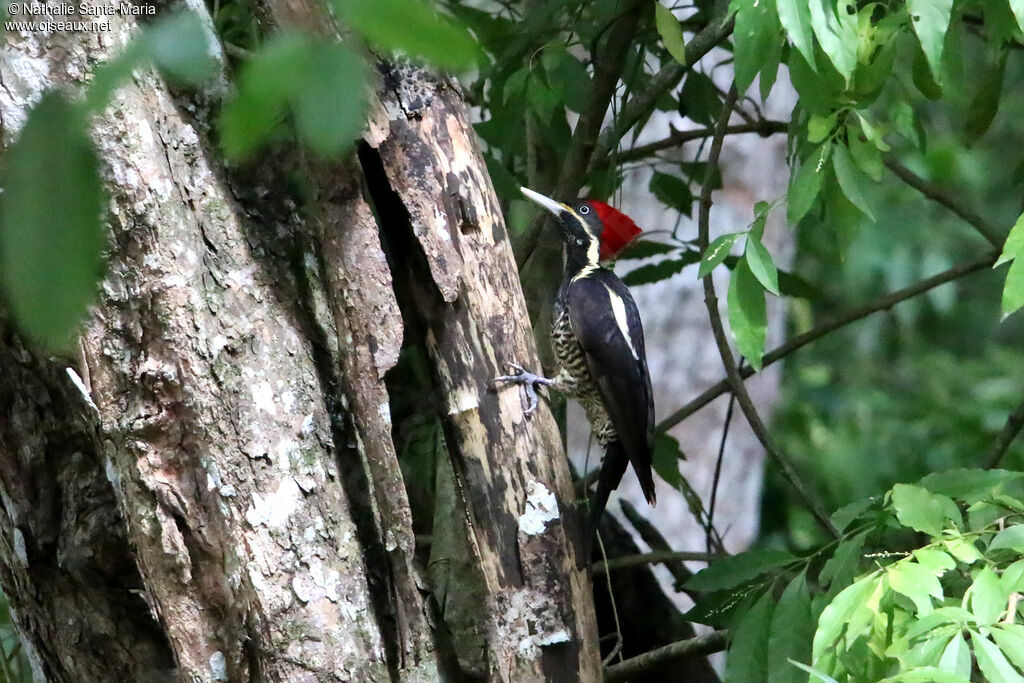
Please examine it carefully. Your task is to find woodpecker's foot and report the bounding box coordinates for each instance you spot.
[493,362,553,415]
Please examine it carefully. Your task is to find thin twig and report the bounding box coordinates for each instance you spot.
[612,120,788,163]
[698,85,838,538]
[707,365,738,554]
[603,630,728,682]
[657,250,999,433]
[593,549,719,575]
[620,499,697,588]
[597,532,624,666]
[984,395,1024,468]
[884,155,1002,247]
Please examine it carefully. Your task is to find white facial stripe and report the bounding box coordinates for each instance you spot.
[571,264,599,283]
[604,284,638,360]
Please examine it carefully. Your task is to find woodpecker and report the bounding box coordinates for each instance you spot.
[496,186,656,548]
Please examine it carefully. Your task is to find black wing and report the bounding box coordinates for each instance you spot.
[566,269,656,504]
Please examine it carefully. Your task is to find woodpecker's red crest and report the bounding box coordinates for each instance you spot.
[587,200,643,261]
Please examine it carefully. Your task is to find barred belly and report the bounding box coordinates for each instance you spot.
[551,305,618,447]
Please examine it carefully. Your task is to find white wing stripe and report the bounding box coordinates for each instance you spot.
[604,284,638,360]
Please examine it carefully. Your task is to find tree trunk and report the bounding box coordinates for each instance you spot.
[0,2,599,680]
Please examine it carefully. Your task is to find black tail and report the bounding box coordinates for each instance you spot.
[584,441,630,562]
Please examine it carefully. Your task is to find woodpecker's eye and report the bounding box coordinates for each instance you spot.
[578,204,590,215]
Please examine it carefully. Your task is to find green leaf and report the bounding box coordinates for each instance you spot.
[768,572,814,683]
[856,112,891,152]
[332,0,478,69]
[906,0,953,84]
[991,625,1024,673]
[971,630,1024,683]
[540,47,592,113]
[724,591,773,683]
[989,524,1024,553]
[678,72,722,126]
[937,632,970,678]
[891,483,960,536]
[654,2,688,65]
[820,530,868,594]
[788,660,840,683]
[913,548,956,573]
[899,627,958,669]
[527,75,560,122]
[777,0,816,68]
[650,172,694,215]
[997,212,1024,267]
[813,574,880,661]
[728,256,768,370]
[144,11,219,85]
[0,94,103,349]
[970,566,1007,625]
[778,269,822,299]
[808,0,858,82]
[831,143,875,221]
[918,468,1024,502]
[650,431,685,489]
[219,32,313,159]
[699,233,742,278]
[1001,559,1024,593]
[889,561,943,615]
[616,240,678,261]
[849,128,883,181]
[943,537,982,564]
[1011,0,1024,32]
[685,549,796,592]
[745,238,780,296]
[808,113,837,143]
[964,52,1006,145]
[1003,256,1024,318]
[788,146,828,224]
[84,42,147,113]
[881,667,970,682]
[830,497,875,531]
[622,252,700,286]
[732,0,781,95]
[293,42,368,156]
[912,44,944,99]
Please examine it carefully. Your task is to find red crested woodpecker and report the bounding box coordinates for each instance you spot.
[496,187,655,548]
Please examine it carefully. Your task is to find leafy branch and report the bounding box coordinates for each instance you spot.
[658,250,1000,433]
[612,119,788,164]
[697,85,838,538]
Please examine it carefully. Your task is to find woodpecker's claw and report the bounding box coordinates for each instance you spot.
[493,362,553,415]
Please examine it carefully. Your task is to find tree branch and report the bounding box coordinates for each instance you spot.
[984,395,1024,468]
[698,85,838,539]
[603,630,728,682]
[657,250,999,433]
[884,155,1002,248]
[620,499,696,588]
[513,0,646,267]
[612,120,788,163]
[588,4,735,175]
[593,550,719,575]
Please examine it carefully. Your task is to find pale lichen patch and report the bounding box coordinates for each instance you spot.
[208,651,228,681]
[251,381,276,416]
[245,477,302,529]
[517,481,559,536]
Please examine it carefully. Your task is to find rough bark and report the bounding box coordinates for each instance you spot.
[0,1,601,680]
[363,63,601,681]
[3,6,393,681]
